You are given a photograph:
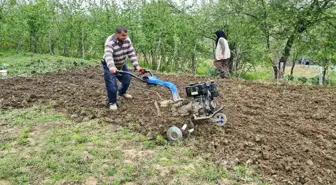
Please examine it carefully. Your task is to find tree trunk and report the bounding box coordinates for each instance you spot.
[16,34,23,54]
[290,47,298,76]
[141,50,149,66]
[63,40,68,56]
[33,35,38,53]
[30,34,32,53]
[278,61,285,79]
[191,52,195,75]
[150,50,155,69]
[178,50,182,72]
[82,26,85,59]
[213,41,215,59]
[322,66,328,85]
[69,31,73,56]
[290,60,295,76]
[156,36,162,71]
[279,33,296,79]
[49,27,54,55]
[228,42,236,74]
[192,44,197,75]
[273,65,279,80]
[171,40,178,72]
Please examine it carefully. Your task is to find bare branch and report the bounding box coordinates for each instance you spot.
[244,13,259,19]
[321,0,331,9]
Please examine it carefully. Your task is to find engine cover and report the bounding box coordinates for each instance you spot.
[185,81,218,98]
[184,81,219,116]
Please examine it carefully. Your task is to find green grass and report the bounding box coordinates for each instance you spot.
[196,61,212,75]
[0,53,97,77]
[0,106,65,126]
[0,106,267,184]
[240,69,273,81]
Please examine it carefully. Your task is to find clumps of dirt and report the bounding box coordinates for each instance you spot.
[1,66,336,184]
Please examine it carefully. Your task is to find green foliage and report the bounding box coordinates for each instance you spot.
[0,63,9,70]
[202,164,225,181]
[107,168,118,176]
[155,135,168,145]
[310,75,320,85]
[209,68,220,77]
[0,0,334,83]
[298,76,308,84]
[285,75,294,81]
[233,165,254,182]
[143,141,155,149]
[196,62,211,75]
[240,68,273,81]
[19,126,33,145]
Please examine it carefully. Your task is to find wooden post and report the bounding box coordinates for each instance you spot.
[319,66,323,86]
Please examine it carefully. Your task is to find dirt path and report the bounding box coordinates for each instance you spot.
[1,66,335,184]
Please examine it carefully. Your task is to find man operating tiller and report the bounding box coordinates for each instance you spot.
[101,26,144,111]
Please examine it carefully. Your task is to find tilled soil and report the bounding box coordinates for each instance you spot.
[1,66,336,184]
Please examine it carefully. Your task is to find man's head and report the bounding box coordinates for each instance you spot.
[115,26,128,41]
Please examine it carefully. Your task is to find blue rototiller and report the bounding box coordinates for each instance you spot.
[117,69,227,141]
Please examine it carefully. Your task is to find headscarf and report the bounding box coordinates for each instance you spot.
[215,30,227,46]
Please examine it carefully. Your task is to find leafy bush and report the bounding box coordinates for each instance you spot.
[196,64,211,75]
[310,75,320,85]
[208,68,220,77]
[298,76,308,84]
[0,63,9,70]
[285,75,294,81]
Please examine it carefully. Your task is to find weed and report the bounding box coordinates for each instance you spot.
[202,165,225,182]
[155,135,168,145]
[298,76,308,84]
[233,165,255,182]
[143,141,155,149]
[107,168,118,176]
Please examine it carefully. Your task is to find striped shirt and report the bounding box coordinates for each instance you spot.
[103,34,139,69]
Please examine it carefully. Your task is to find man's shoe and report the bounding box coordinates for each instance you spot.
[119,93,133,99]
[109,103,118,111]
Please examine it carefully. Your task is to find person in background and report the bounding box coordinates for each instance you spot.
[214,30,231,78]
[102,26,143,111]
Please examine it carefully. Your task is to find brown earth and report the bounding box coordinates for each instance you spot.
[1,66,336,184]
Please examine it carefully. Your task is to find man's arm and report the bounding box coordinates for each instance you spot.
[104,40,115,69]
[126,39,139,68]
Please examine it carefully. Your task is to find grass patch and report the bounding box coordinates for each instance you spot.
[143,141,155,149]
[107,168,118,176]
[240,67,273,81]
[0,105,65,126]
[18,125,32,145]
[0,53,97,77]
[196,62,212,75]
[203,165,225,181]
[0,106,266,184]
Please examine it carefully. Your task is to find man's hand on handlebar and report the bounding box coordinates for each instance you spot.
[134,66,145,73]
[109,67,118,73]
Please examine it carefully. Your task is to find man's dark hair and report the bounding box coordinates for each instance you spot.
[116,26,128,33]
